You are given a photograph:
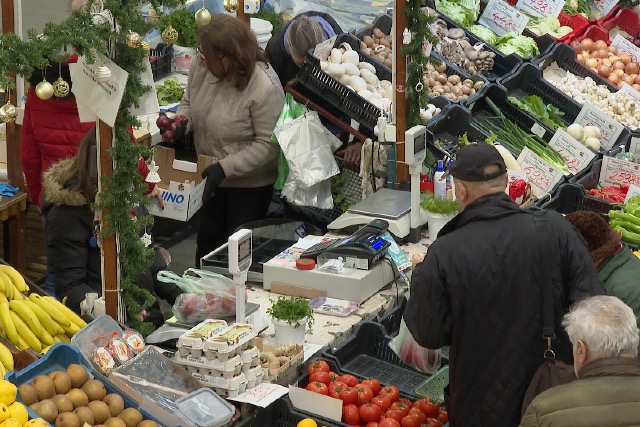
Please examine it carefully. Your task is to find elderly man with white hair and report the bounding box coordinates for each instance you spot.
[520,295,640,426]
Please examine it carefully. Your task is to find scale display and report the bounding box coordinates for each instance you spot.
[228,229,252,275]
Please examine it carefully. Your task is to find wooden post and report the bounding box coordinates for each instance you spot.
[394,0,409,185]
[237,0,250,26]
[97,121,119,319]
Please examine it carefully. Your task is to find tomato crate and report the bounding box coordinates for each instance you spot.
[426,104,489,161]
[375,296,407,337]
[150,43,172,81]
[540,183,614,214]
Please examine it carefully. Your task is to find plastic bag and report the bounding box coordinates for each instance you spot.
[272,93,307,190]
[156,269,238,323]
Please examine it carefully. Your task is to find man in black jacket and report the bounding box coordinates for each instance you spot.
[405,143,605,427]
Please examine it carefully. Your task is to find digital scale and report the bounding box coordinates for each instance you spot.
[328,124,428,243]
[227,229,252,324]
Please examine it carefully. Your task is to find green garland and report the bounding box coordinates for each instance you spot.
[401,1,438,129]
[0,0,185,335]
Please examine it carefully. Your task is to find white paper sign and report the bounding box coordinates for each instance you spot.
[516,0,565,18]
[624,184,640,203]
[71,53,128,128]
[599,155,640,187]
[620,83,640,105]
[479,0,530,37]
[289,386,342,422]
[130,59,160,117]
[227,383,289,408]
[630,136,640,160]
[517,146,564,197]
[593,0,619,15]
[69,63,98,123]
[611,34,640,63]
[574,102,624,150]
[548,128,596,175]
[313,35,338,61]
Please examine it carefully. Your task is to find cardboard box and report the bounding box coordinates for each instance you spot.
[255,338,304,385]
[147,146,214,221]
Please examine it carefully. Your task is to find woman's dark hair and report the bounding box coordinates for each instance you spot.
[28,60,74,99]
[197,14,268,90]
[61,127,98,202]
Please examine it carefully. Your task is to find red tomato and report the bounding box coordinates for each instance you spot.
[418,398,440,417]
[408,408,427,424]
[400,415,422,427]
[365,423,379,427]
[437,408,449,424]
[379,419,401,427]
[328,371,341,383]
[390,401,410,416]
[425,418,443,427]
[371,395,392,412]
[384,410,405,422]
[307,360,330,376]
[399,398,413,407]
[340,374,359,387]
[309,371,331,386]
[342,403,360,426]
[359,403,383,423]
[328,381,346,399]
[379,386,400,402]
[305,381,328,395]
[355,385,374,405]
[339,386,358,405]
[361,379,381,395]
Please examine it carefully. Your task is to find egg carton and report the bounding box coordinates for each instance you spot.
[245,365,264,388]
[176,319,228,357]
[240,345,260,370]
[174,352,243,378]
[190,369,248,395]
[203,323,257,360]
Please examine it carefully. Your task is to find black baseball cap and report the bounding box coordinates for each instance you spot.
[449,143,507,182]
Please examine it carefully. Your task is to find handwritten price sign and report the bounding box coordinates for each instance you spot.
[515,0,564,18]
[599,155,640,188]
[611,34,640,63]
[479,0,530,37]
[574,102,624,150]
[548,128,596,175]
[517,147,564,197]
[593,0,619,15]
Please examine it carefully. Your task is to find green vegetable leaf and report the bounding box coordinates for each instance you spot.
[156,77,185,105]
[458,132,470,146]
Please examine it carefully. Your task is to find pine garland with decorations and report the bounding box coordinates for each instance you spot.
[0,0,185,335]
[401,0,438,129]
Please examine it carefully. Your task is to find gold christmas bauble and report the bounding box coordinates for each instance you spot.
[0,102,17,123]
[94,66,112,83]
[36,80,54,100]
[140,40,150,54]
[53,77,70,97]
[223,0,239,13]
[195,7,212,26]
[125,31,142,48]
[161,26,179,45]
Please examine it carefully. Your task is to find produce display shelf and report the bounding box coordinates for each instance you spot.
[426,104,489,161]
[375,296,407,337]
[541,183,614,214]
[150,43,172,81]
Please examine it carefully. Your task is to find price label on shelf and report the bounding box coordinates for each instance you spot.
[624,184,640,203]
[517,147,564,197]
[313,35,337,61]
[593,0,619,15]
[620,83,640,104]
[599,155,640,187]
[515,0,565,18]
[630,136,640,160]
[548,128,596,175]
[479,0,530,37]
[611,34,640,63]
[574,102,624,150]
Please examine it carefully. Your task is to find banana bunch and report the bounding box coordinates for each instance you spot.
[0,343,13,378]
[0,265,29,302]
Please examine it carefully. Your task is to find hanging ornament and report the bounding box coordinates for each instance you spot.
[145,159,161,183]
[140,231,152,247]
[125,31,142,48]
[161,25,179,45]
[195,7,212,27]
[53,62,70,98]
[94,65,112,83]
[36,79,54,100]
[0,102,17,124]
[223,0,239,13]
[140,40,150,54]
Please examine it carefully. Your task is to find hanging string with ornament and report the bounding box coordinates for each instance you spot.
[195,0,212,26]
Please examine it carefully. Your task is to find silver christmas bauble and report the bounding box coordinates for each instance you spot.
[94,66,112,83]
[36,80,54,100]
[53,77,70,98]
[195,7,212,26]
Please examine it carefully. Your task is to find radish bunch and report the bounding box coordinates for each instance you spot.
[156,112,188,142]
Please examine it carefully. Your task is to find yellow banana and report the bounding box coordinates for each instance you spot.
[0,342,13,372]
[0,271,8,294]
[56,334,70,343]
[39,328,55,346]
[14,334,29,351]
[55,323,65,335]
[29,294,70,327]
[40,345,52,355]
[0,362,6,379]
[0,265,28,293]
[9,301,42,338]
[2,275,12,300]
[60,321,80,337]
[44,296,86,329]
[22,300,57,337]
[52,335,61,343]
[0,293,7,305]
[0,304,18,345]
[9,311,42,352]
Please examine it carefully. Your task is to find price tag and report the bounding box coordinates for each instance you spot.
[313,35,337,61]
[599,155,640,187]
[593,0,619,15]
[624,184,640,203]
[620,82,640,104]
[574,102,624,150]
[531,122,546,138]
[515,0,565,18]
[548,128,596,175]
[610,34,640,63]
[517,146,564,197]
[630,136,640,160]
[479,0,530,37]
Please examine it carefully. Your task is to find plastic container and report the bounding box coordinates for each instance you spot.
[175,387,235,427]
[591,7,639,45]
[415,366,449,403]
[426,104,489,161]
[150,43,173,81]
[354,13,392,39]
[71,314,124,370]
[376,296,407,336]
[427,52,487,106]
[434,160,447,199]
[540,183,615,214]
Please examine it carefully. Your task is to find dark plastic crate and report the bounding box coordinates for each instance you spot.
[354,13,392,39]
[427,52,488,105]
[333,33,392,79]
[159,131,197,162]
[274,398,346,427]
[427,104,489,160]
[150,43,172,81]
[569,158,604,188]
[376,296,407,337]
[541,183,614,214]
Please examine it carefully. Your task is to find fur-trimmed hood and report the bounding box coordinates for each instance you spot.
[42,158,89,207]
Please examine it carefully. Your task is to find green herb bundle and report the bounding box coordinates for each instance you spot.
[267,296,314,328]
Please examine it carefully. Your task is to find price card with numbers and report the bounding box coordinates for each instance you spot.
[599,155,640,188]
[630,136,640,160]
[624,184,640,203]
[574,102,624,150]
[620,82,640,104]
[548,128,596,175]
[517,147,564,197]
[515,0,565,18]
[479,0,530,37]
[593,0,620,15]
[227,383,288,408]
[611,34,640,63]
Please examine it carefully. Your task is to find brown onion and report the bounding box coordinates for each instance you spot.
[613,61,626,70]
[602,58,613,67]
[613,68,625,77]
[633,84,640,91]
[594,40,608,51]
[577,54,584,63]
[623,75,635,85]
[625,62,639,74]
[607,45,618,54]
[580,38,594,52]
[571,40,583,53]
[619,53,632,65]
[634,75,640,85]
[609,73,620,84]
[585,58,599,68]
[598,65,612,77]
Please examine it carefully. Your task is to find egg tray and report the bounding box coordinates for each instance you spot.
[176,319,229,357]
[174,346,260,378]
[186,365,264,396]
[202,323,258,358]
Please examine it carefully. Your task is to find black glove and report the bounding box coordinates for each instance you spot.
[202,162,226,203]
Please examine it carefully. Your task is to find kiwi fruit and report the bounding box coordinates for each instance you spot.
[82,379,107,402]
[19,384,38,406]
[66,364,89,388]
[51,394,74,414]
[74,406,95,426]
[103,393,125,417]
[50,371,73,395]
[137,421,160,427]
[31,399,59,423]
[104,417,127,427]
[55,412,81,427]
[66,388,89,409]
[118,408,143,427]
[33,375,56,400]
[88,400,111,424]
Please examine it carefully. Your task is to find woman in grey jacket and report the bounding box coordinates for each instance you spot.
[177,14,285,265]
